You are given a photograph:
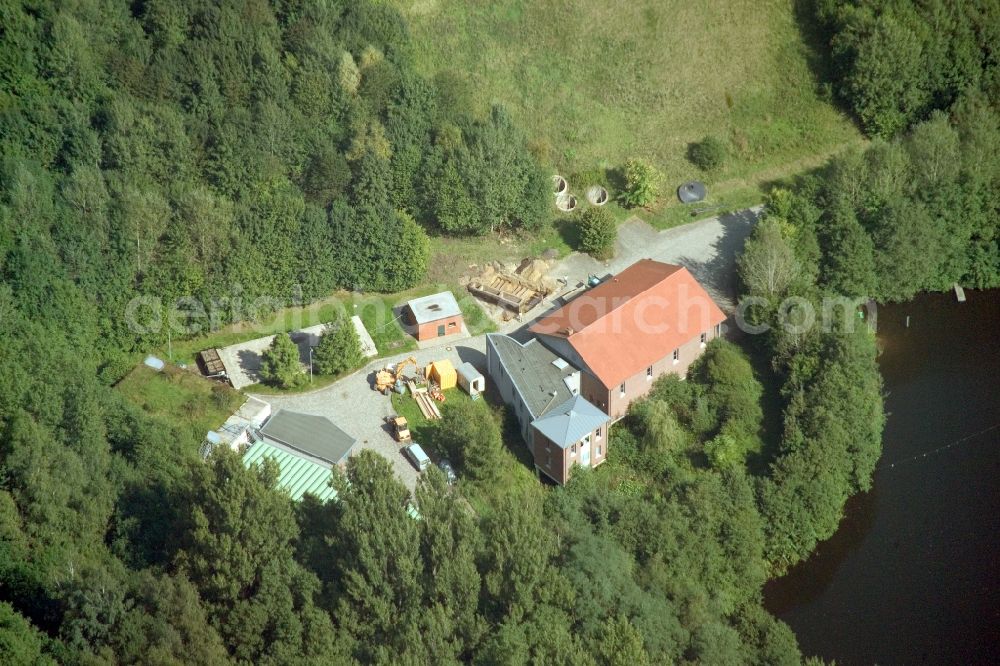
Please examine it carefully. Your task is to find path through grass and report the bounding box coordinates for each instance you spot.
[395,0,860,204]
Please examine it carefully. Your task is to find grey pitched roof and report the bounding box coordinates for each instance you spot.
[487,333,578,418]
[456,361,482,382]
[407,291,462,324]
[531,395,610,448]
[260,409,356,465]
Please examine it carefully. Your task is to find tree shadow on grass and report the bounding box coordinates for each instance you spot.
[759,154,840,195]
[792,0,838,83]
[738,335,788,476]
[554,214,581,252]
[791,0,860,122]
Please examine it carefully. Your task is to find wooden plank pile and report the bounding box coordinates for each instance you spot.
[408,381,442,420]
[467,265,549,314]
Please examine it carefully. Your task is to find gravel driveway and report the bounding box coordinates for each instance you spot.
[251,338,487,490]
[252,207,759,489]
[549,206,761,314]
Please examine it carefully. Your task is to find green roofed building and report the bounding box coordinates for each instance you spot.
[243,439,337,502]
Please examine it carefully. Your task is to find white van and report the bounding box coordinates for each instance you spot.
[404,443,431,472]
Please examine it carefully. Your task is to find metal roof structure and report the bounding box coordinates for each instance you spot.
[260,409,356,466]
[406,291,462,325]
[531,395,610,448]
[456,361,483,383]
[678,181,707,203]
[242,439,338,502]
[487,334,579,419]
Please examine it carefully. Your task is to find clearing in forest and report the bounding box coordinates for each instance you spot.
[393,0,861,195]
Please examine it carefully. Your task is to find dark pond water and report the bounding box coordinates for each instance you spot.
[764,289,1000,665]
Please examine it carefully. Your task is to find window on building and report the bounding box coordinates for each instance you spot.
[700,332,707,345]
[715,323,722,336]
[646,365,653,379]
[672,348,679,363]
[597,445,602,457]
[596,427,602,439]
[448,321,457,327]
[546,452,552,468]
[571,443,577,455]
[619,382,626,396]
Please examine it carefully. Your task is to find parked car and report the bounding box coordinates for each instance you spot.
[438,459,457,485]
[404,443,431,472]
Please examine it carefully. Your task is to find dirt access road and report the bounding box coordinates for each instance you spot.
[251,207,760,489]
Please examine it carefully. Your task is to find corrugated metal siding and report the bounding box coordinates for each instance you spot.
[243,441,337,502]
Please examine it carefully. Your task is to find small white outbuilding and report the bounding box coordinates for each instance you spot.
[456,362,485,399]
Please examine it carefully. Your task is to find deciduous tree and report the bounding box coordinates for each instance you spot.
[618,158,660,208]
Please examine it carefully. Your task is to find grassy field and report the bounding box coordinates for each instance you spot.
[157,284,493,370]
[116,364,244,443]
[394,0,861,214]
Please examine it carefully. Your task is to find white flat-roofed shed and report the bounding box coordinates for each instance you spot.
[405,291,465,341]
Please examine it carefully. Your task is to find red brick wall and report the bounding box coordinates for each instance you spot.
[413,314,464,341]
[532,424,610,485]
[585,326,721,420]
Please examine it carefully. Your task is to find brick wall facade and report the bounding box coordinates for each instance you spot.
[410,312,464,341]
[531,425,609,485]
[580,324,722,420]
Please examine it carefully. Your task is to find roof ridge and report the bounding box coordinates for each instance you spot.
[569,262,684,337]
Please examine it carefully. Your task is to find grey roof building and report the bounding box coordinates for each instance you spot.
[486,333,610,484]
[260,409,356,466]
[486,334,577,418]
[532,395,610,449]
[406,291,462,325]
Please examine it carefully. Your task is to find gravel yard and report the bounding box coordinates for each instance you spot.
[252,337,487,490]
[252,207,759,489]
[549,207,761,314]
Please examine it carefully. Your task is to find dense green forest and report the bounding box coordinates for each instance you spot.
[1,0,548,368]
[1,0,997,663]
[813,0,1000,139]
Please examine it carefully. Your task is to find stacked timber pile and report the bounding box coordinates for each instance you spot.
[466,258,556,314]
[407,380,442,419]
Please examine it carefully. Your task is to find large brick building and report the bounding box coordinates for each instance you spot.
[486,334,610,485]
[530,259,726,421]
[484,259,726,484]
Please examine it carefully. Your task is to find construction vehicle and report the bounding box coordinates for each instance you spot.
[375,356,419,394]
[375,368,394,394]
[388,416,411,442]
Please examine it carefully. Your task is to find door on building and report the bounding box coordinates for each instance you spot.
[580,433,591,466]
[437,324,446,337]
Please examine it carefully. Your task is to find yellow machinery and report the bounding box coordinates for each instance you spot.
[394,357,418,380]
[390,416,411,442]
[375,356,419,394]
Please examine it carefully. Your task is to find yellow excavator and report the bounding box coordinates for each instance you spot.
[375,356,418,394]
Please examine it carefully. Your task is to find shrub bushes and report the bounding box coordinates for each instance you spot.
[688,135,728,171]
[259,333,304,389]
[618,158,661,208]
[577,207,617,259]
[312,318,365,377]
